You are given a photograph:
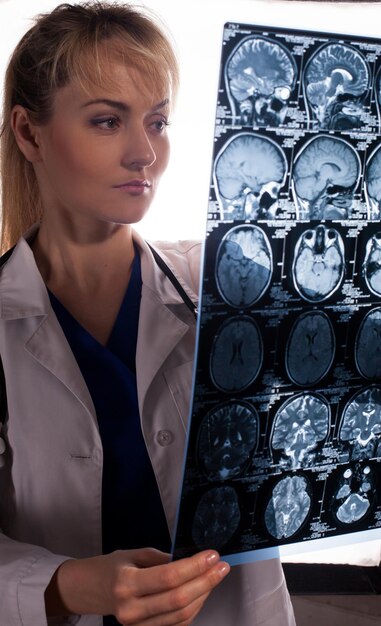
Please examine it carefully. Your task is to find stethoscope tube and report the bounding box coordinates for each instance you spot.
[147,243,198,321]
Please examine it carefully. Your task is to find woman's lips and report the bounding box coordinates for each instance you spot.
[113,180,151,195]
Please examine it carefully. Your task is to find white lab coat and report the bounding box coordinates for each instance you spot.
[0,226,295,626]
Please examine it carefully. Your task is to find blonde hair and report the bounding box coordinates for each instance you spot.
[0,1,179,253]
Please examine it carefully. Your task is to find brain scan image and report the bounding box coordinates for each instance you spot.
[355,308,381,380]
[292,225,345,302]
[210,316,263,392]
[364,145,381,221]
[304,43,370,131]
[333,465,374,525]
[271,393,330,469]
[216,225,272,308]
[292,135,360,220]
[214,133,287,220]
[226,36,297,128]
[192,486,241,550]
[375,66,381,131]
[265,475,311,539]
[339,387,381,460]
[286,311,335,386]
[197,402,259,481]
[363,232,381,297]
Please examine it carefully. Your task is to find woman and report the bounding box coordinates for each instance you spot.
[0,2,295,625]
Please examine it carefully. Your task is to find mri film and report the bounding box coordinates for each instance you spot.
[292,225,345,302]
[286,311,335,386]
[226,36,297,128]
[215,224,272,307]
[196,401,259,481]
[365,144,381,220]
[174,21,381,564]
[339,387,381,460]
[191,487,241,551]
[363,232,381,297]
[333,465,375,525]
[355,308,381,380]
[214,133,287,220]
[304,43,370,131]
[265,475,311,539]
[210,316,263,392]
[292,135,360,220]
[271,393,330,469]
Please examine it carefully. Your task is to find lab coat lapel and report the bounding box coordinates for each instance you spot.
[136,284,189,407]
[25,313,97,420]
[1,234,96,421]
[134,233,194,412]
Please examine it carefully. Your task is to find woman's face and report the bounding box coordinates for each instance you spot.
[32,63,171,227]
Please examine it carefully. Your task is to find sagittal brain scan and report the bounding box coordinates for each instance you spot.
[174,21,381,564]
[214,133,287,220]
[216,225,272,307]
[355,308,381,379]
[271,393,330,469]
[192,487,241,550]
[304,43,370,131]
[292,224,345,302]
[226,36,297,128]
[265,475,311,539]
[365,145,381,220]
[363,232,381,296]
[197,402,258,481]
[286,311,335,386]
[339,387,381,460]
[333,465,374,525]
[210,316,263,392]
[292,135,360,220]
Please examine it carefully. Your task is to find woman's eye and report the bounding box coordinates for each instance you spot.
[151,118,170,133]
[92,117,120,130]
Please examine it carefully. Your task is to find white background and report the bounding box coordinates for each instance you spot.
[1,0,381,565]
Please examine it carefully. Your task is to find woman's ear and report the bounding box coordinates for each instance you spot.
[11,105,42,163]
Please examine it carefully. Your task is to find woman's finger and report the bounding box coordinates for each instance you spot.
[130,550,225,597]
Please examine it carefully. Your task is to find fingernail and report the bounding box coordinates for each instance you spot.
[206,551,219,565]
[218,562,230,576]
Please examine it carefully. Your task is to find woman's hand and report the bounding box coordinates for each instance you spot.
[45,547,230,625]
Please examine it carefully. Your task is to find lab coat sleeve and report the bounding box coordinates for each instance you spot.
[0,531,78,626]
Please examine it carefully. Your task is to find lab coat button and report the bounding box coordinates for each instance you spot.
[0,437,5,455]
[157,430,174,446]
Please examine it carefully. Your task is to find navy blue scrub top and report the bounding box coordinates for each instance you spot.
[49,251,171,623]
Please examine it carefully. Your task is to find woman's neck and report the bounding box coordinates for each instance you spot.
[31,216,137,345]
[31,215,135,295]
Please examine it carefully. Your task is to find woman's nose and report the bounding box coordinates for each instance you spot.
[121,125,156,170]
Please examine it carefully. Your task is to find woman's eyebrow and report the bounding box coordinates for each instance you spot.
[80,98,169,111]
[81,98,129,111]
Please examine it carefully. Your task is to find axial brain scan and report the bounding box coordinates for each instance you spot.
[286,311,335,386]
[365,145,381,220]
[271,393,330,469]
[339,387,381,460]
[265,475,311,539]
[210,316,263,392]
[304,43,370,130]
[355,308,381,379]
[192,486,241,550]
[363,232,381,296]
[216,225,272,307]
[292,135,360,220]
[214,133,287,220]
[226,35,297,127]
[333,465,374,525]
[292,224,345,302]
[197,402,258,481]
